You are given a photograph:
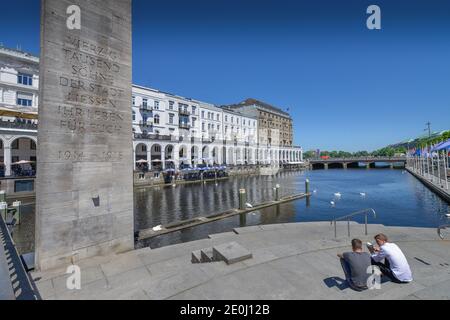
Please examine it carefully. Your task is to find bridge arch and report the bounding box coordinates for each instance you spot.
[312,163,325,170]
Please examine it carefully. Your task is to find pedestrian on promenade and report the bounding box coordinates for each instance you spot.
[369,233,413,284]
[337,239,372,291]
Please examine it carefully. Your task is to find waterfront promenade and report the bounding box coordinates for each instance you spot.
[32,222,450,300]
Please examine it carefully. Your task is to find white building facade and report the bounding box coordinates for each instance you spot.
[0,47,38,177]
[0,46,303,177]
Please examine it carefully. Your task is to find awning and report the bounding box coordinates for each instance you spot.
[0,107,38,120]
[431,139,450,152]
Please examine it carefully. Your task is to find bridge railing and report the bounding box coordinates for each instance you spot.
[310,157,407,162]
[331,208,377,238]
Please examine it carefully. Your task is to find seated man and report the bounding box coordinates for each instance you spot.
[337,239,372,291]
[369,233,413,284]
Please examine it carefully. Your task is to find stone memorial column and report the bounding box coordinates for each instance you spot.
[36,0,133,270]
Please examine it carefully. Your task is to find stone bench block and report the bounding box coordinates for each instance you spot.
[213,242,253,265]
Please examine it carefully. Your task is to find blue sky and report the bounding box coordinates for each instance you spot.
[1,0,449,151]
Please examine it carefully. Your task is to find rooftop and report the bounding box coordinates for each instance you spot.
[223,98,292,118]
[0,46,39,64]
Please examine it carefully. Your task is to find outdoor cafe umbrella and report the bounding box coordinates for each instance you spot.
[12,160,35,165]
[135,159,148,164]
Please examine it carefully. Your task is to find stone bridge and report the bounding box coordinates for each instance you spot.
[309,157,407,170]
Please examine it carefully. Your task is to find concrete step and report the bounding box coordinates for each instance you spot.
[191,250,202,264]
[213,242,253,265]
[200,248,214,263]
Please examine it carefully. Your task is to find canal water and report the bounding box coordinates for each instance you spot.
[135,169,450,249]
[12,168,450,254]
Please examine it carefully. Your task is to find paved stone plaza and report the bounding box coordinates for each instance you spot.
[32,222,450,300]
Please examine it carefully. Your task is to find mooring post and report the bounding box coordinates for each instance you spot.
[275,184,280,201]
[305,179,310,195]
[239,189,247,210]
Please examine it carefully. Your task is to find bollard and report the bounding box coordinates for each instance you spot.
[0,190,5,203]
[239,189,247,210]
[0,202,7,222]
[275,184,280,201]
[12,201,21,225]
[239,212,247,227]
[305,179,310,195]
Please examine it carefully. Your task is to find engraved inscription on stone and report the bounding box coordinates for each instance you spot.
[37,0,133,271]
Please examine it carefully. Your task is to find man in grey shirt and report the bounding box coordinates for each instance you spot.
[337,239,372,291]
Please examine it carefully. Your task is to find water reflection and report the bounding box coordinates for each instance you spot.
[135,169,450,249]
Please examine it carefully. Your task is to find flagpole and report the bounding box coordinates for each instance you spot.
[437,151,442,187]
[431,152,435,183]
[444,150,448,190]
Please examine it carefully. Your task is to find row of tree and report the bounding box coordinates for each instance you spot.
[415,130,450,149]
[304,130,450,160]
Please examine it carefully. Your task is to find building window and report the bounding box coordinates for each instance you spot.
[169,101,174,110]
[192,106,196,114]
[192,117,197,127]
[31,140,36,150]
[202,122,205,131]
[18,73,33,86]
[217,114,220,121]
[154,101,159,110]
[225,115,228,122]
[132,111,136,121]
[11,140,19,150]
[142,98,148,108]
[132,96,136,106]
[169,113,174,124]
[201,111,205,119]
[231,117,234,123]
[154,114,160,124]
[17,93,33,107]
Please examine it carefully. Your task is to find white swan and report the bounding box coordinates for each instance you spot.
[334,192,342,198]
[313,189,318,193]
[246,203,254,208]
[446,214,450,218]
[360,192,366,197]
[330,201,335,207]
[152,225,163,232]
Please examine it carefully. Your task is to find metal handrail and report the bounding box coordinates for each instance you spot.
[0,213,40,300]
[438,224,450,240]
[331,208,377,238]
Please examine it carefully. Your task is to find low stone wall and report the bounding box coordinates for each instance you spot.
[0,178,35,202]
[406,168,450,203]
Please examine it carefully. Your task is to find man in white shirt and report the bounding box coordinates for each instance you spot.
[369,233,413,284]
